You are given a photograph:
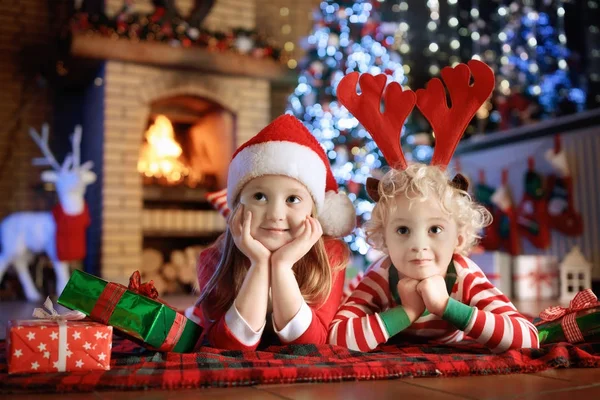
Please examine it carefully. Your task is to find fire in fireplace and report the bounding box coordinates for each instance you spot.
[138,94,235,191]
[138,94,234,294]
[138,114,190,186]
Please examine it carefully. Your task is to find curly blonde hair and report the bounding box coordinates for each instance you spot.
[364,163,492,255]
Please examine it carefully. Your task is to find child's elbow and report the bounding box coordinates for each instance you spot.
[493,329,540,353]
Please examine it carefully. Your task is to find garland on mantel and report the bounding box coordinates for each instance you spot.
[70,5,283,62]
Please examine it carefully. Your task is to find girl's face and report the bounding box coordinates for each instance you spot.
[383,194,464,280]
[238,175,315,251]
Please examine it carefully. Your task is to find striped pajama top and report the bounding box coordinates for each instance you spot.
[329,253,539,352]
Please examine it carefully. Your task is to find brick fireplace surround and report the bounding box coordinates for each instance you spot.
[100,61,271,283]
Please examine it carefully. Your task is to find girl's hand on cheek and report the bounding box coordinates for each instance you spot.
[271,216,322,269]
[231,207,271,267]
[416,275,449,316]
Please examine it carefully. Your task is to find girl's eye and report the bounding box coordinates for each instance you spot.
[253,192,267,201]
[396,226,410,235]
[430,225,444,234]
[287,195,301,204]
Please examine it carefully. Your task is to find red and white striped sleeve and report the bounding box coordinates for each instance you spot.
[206,189,230,218]
[455,255,540,352]
[328,257,394,352]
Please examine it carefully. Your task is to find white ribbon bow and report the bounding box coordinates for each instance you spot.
[32,297,86,321]
[32,297,86,372]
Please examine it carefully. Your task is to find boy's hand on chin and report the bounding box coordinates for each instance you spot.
[397,277,426,322]
[416,275,449,316]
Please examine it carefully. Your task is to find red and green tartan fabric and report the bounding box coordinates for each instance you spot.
[1,338,599,393]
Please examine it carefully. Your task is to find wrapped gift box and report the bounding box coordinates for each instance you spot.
[58,270,202,353]
[533,289,600,344]
[7,319,112,374]
[468,251,512,297]
[513,255,559,300]
[536,306,600,344]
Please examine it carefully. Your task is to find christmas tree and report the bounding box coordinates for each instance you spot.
[479,1,586,130]
[286,0,425,267]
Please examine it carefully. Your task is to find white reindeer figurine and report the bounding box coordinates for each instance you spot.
[0,124,96,301]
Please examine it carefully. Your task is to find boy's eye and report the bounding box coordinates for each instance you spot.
[396,226,410,235]
[430,225,444,234]
[253,192,267,201]
[287,195,301,204]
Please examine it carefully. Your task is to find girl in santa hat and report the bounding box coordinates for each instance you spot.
[187,114,356,350]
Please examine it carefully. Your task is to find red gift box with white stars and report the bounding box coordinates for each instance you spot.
[6,319,112,374]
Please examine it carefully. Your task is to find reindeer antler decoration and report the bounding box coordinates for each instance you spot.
[337,72,416,170]
[29,124,61,171]
[416,59,495,168]
[29,124,94,180]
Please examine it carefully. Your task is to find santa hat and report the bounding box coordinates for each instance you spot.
[227,114,356,237]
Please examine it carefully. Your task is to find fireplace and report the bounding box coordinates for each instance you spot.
[133,95,235,292]
[139,95,235,190]
[93,60,274,286]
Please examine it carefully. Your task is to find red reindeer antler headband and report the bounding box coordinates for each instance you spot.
[337,73,416,170]
[337,59,495,200]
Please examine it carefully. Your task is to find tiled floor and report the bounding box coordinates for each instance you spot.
[2,296,599,399]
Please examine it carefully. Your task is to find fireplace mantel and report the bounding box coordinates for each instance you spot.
[70,32,298,84]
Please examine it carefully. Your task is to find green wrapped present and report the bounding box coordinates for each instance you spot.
[58,270,202,353]
[534,289,600,345]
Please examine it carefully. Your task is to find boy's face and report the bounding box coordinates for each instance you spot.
[238,175,314,252]
[383,194,464,280]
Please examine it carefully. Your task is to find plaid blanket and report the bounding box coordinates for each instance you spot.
[1,338,599,393]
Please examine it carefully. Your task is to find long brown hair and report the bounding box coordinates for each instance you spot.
[197,203,348,322]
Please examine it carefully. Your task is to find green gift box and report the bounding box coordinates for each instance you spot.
[58,270,202,353]
[535,306,600,345]
[534,289,600,345]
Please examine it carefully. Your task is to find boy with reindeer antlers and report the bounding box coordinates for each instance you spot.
[328,60,539,352]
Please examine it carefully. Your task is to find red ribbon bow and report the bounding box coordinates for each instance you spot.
[539,289,600,343]
[128,270,159,299]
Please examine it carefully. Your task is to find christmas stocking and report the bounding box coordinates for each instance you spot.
[491,182,521,256]
[474,177,502,251]
[517,159,551,249]
[544,145,583,236]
